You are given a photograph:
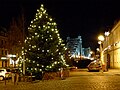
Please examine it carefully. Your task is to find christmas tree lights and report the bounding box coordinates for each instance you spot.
[19,4,67,74]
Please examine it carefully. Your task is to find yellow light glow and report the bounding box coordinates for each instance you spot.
[32,36,34,38]
[1,57,7,60]
[57,34,60,36]
[31,21,33,23]
[98,35,104,41]
[96,48,100,51]
[40,69,42,71]
[46,16,48,18]
[35,33,37,35]
[54,22,56,25]
[37,9,39,12]
[41,4,44,7]
[90,51,93,54]
[48,26,50,28]
[98,41,102,44]
[43,10,46,14]
[49,18,52,21]
[7,54,16,58]
[40,7,44,11]
[39,16,42,18]
[105,31,110,36]
[51,29,54,31]
[55,30,58,33]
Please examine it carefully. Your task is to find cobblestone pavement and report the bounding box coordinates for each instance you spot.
[1,69,120,90]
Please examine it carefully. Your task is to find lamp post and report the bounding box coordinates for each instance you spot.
[7,54,16,67]
[98,35,105,71]
[104,31,110,71]
[22,47,26,75]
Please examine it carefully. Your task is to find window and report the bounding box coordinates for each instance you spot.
[1,40,3,45]
[2,50,4,55]
[5,50,7,55]
[2,61,4,67]
[5,41,6,44]
[5,61,7,67]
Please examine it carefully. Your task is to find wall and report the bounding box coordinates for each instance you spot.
[103,20,120,69]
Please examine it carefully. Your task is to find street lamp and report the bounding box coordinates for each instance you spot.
[105,31,110,37]
[98,35,104,41]
[104,31,110,71]
[98,35,105,71]
[7,54,16,67]
[21,47,26,75]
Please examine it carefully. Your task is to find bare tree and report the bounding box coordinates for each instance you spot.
[8,13,26,58]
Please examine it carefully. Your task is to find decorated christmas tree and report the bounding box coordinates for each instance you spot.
[19,4,67,75]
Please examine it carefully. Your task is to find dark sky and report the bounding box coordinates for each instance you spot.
[0,0,120,50]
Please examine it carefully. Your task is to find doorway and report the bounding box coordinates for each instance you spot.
[107,54,110,68]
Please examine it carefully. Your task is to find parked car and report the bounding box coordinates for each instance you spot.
[69,66,78,71]
[87,60,102,71]
[0,68,11,80]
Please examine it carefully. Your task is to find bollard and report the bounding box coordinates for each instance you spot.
[12,73,14,83]
[60,68,64,80]
[16,73,19,85]
[31,73,32,83]
[8,75,9,82]
[14,73,16,85]
[5,76,6,85]
[23,74,26,82]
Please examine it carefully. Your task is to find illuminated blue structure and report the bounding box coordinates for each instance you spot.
[66,36,91,59]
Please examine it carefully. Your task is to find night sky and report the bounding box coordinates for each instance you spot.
[0,0,120,51]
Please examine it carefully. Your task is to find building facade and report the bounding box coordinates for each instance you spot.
[103,20,120,69]
[0,27,9,67]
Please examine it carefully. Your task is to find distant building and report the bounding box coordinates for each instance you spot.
[66,36,91,60]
